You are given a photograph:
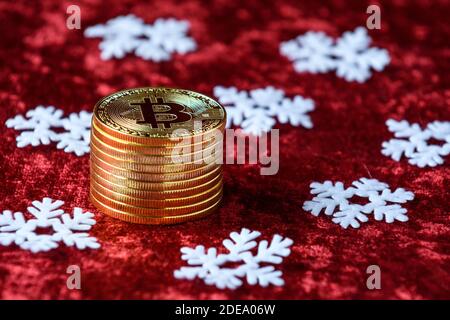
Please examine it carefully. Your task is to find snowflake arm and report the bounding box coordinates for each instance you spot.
[6,115,39,130]
[0,233,17,246]
[25,106,64,127]
[15,128,59,147]
[179,245,227,269]
[0,210,27,232]
[409,145,447,167]
[174,246,228,283]
[385,119,425,139]
[61,111,92,139]
[332,204,369,229]
[204,268,244,290]
[27,198,64,227]
[303,197,341,216]
[245,265,284,287]
[360,47,390,72]
[249,87,284,109]
[0,211,27,245]
[55,133,90,156]
[213,86,245,104]
[240,109,276,135]
[222,228,261,259]
[310,181,354,201]
[59,208,96,231]
[335,61,371,83]
[381,139,418,161]
[213,86,253,128]
[135,40,171,61]
[379,188,414,203]
[84,14,146,38]
[270,97,315,129]
[254,234,293,264]
[20,234,59,253]
[351,178,389,196]
[427,121,450,140]
[373,204,409,223]
[55,232,100,250]
[99,35,141,60]
[173,266,206,280]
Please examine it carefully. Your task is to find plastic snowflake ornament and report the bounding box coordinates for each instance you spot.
[6,106,63,147]
[303,178,414,229]
[382,119,450,167]
[0,198,100,253]
[6,106,92,156]
[214,86,315,136]
[174,228,293,289]
[280,27,390,82]
[85,15,196,61]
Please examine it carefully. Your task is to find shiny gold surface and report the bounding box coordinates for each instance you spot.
[90,192,221,225]
[90,186,223,216]
[90,177,223,207]
[93,87,226,141]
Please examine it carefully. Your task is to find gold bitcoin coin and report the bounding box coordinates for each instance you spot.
[90,177,222,207]
[89,87,226,224]
[91,120,221,155]
[91,163,222,191]
[90,145,215,173]
[90,132,221,165]
[90,192,221,225]
[90,153,220,181]
[91,169,223,199]
[91,138,220,171]
[90,186,223,216]
[92,87,226,145]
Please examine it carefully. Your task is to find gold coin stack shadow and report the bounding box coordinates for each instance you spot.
[90,88,226,224]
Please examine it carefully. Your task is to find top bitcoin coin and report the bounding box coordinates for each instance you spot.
[93,88,226,143]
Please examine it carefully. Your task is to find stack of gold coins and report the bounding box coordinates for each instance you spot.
[89,87,226,224]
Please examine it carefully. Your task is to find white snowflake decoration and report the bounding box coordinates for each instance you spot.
[174,228,293,289]
[303,178,414,229]
[6,106,92,156]
[214,86,314,136]
[84,15,196,61]
[280,27,390,83]
[382,119,450,168]
[0,198,100,253]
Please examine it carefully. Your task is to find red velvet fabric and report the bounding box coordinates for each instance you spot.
[0,0,449,299]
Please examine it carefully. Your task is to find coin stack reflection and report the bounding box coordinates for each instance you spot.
[90,88,226,224]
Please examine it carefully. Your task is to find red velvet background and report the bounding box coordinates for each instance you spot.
[0,0,449,299]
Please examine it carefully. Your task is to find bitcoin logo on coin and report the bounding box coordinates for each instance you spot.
[127,97,192,129]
